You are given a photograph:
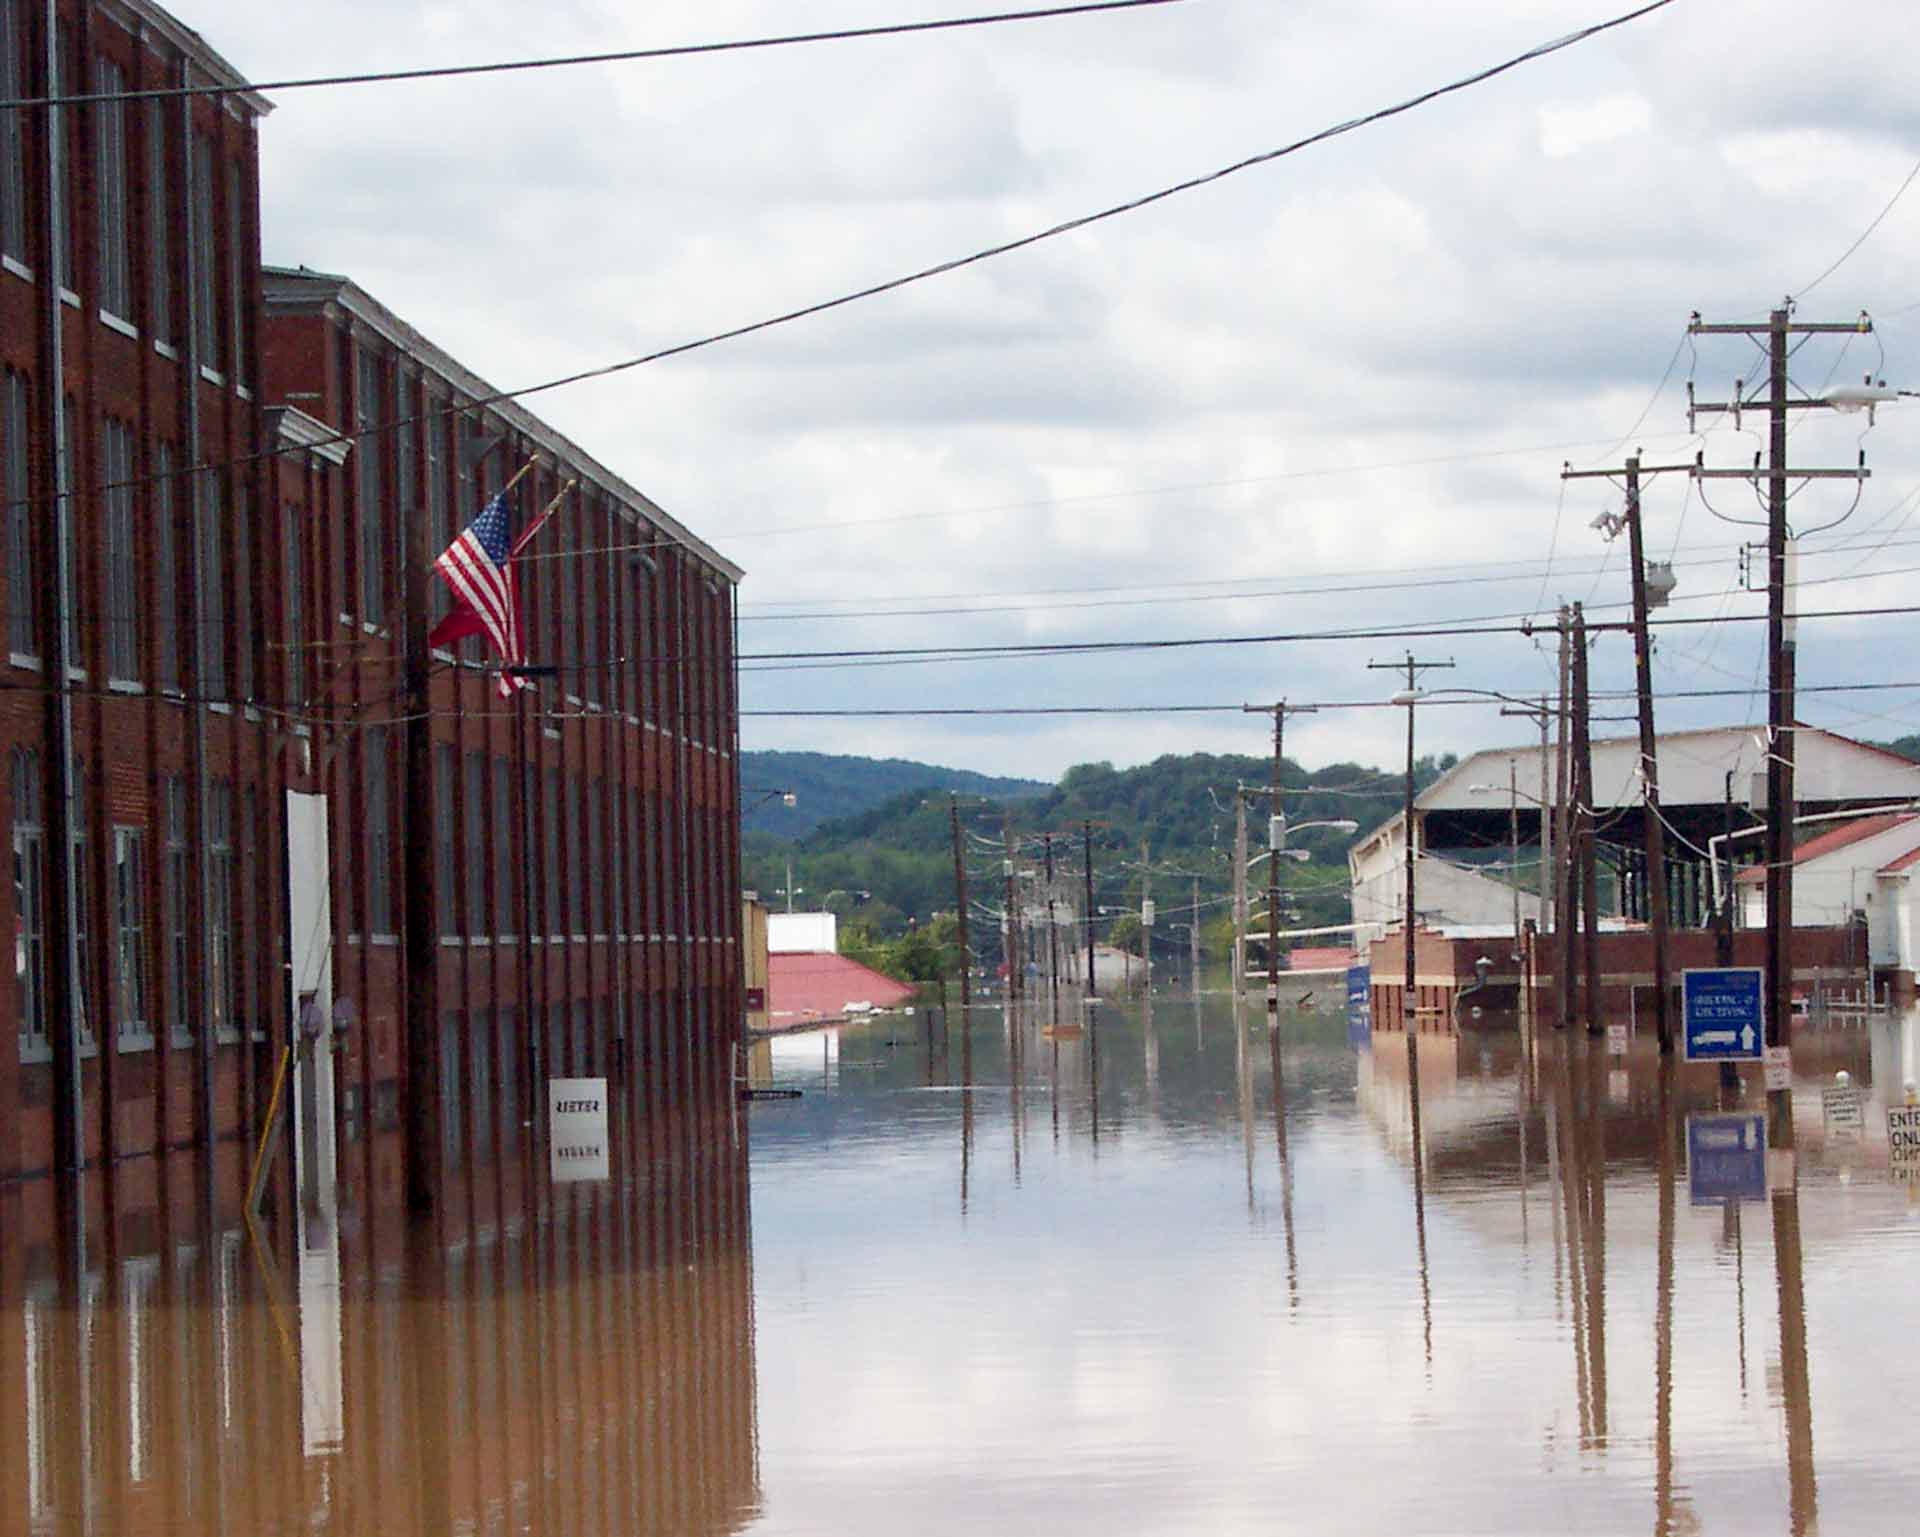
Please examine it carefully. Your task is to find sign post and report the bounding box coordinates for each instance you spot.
[1681,967,1764,1063]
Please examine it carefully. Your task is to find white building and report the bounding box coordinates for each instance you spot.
[1348,726,1920,950]
[1737,812,1920,981]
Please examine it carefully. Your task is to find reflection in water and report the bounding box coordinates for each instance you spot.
[1,1124,757,1537]
[13,1001,1920,1535]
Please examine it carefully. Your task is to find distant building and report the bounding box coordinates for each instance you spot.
[763,909,915,1029]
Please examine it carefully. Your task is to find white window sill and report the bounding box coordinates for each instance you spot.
[235,383,252,402]
[117,1032,156,1054]
[208,702,232,715]
[370,934,399,947]
[100,309,138,340]
[154,339,179,361]
[107,677,143,695]
[16,1041,52,1065]
[58,287,79,309]
[199,365,224,386]
[9,652,42,670]
[2,254,33,282]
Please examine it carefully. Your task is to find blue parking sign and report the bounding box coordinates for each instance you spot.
[1681,967,1764,1061]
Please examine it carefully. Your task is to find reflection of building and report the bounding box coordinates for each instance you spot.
[0,1134,759,1536]
[1,1,743,1191]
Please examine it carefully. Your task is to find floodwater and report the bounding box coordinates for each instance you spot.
[7,994,1920,1535]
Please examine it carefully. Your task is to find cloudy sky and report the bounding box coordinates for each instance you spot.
[186,0,1920,780]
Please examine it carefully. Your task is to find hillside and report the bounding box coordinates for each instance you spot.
[741,750,1047,838]
[743,749,1455,965]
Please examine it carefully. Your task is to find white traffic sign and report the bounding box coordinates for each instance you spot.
[1823,1081,1864,1143]
[1764,1045,1792,1093]
[1887,1106,1920,1177]
[1606,1022,1628,1058]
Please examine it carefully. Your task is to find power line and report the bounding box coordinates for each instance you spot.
[1798,150,1920,299]
[0,1,1189,109]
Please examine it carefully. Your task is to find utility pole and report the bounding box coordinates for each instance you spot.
[1243,703,1318,1032]
[1555,605,1577,1029]
[1141,840,1153,994]
[1084,820,1097,1001]
[1690,304,1872,1059]
[1232,789,1249,993]
[1003,813,1021,1004]
[1498,694,1555,932]
[1043,833,1059,996]
[1717,772,1737,966]
[1368,655,1453,1032]
[949,797,971,1015]
[1508,757,1521,958]
[1572,602,1601,1033]
[1563,453,1693,1053]
[1191,875,1201,987]
[402,497,440,1216]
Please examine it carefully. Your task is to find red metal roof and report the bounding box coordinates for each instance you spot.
[1734,812,1920,883]
[1881,843,1920,874]
[1286,946,1355,972]
[768,952,917,1024]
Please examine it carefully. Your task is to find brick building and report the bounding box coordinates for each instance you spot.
[0,0,744,1205]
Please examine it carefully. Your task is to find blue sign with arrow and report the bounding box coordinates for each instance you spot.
[1681,967,1764,1062]
[1687,1112,1768,1204]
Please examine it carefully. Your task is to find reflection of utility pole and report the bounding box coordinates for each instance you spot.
[1690,304,1872,1066]
[1003,814,1020,1004]
[1571,603,1601,1033]
[1043,833,1059,996]
[1653,1061,1678,1535]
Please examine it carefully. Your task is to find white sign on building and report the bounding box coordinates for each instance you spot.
[549,1077,611,1183]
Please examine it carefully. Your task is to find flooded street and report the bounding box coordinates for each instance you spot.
[9,996,1920,1534]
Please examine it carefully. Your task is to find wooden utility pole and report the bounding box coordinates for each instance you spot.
[1242,703,1319,1032]
[1190,876,1201,987]
[1563,453,1695,1052]
[950,797,971,1014]
[1555,606,1577,1029]
[1368,656,1453,1031]
[1497,693,1555,932]
[1691,304,1872,1061]
[1232,788,1249,993]
[1003,813,1021,1003]
[402,499,440,1216]
[1083,820,1097,1000]
[1571,603,1601,1033]
[1043,833,1059,995]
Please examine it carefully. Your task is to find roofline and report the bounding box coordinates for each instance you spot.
[117,0,274,115]
[261,265,743,584]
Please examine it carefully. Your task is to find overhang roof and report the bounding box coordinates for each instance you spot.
[768,953,916,1022]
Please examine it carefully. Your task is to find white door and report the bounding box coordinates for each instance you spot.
[285,791,336,1214]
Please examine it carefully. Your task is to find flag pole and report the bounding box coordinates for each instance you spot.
[510,478,577,560]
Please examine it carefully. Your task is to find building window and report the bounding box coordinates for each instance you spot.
[57,401,78,675]
[355,352,385,624]
[282,503,305,705]
[13,747,46,1060]
[0,0,26,265]
[224,159,247,385]
[364,726,393,936]
[112,826,150,1048]
[464,751,487,936]
[103,416,138,682]
[72,774,92,1048]
[425,395,448,619]
[154,443,178,689]
[239,787,258,1038]
[196,473,225,696]
[492,757,513,938]
[232,486,253,704]
[434,743,454,939]
[542,768,560,937]
[189,130,218,366]
[146,98,173,345]
[206,782,234,1041]
[3,367,30,661]
[94,55,132,321]
[568,775,584,934]
[163,777,189,1046]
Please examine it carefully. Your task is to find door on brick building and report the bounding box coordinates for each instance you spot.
[286,791,337,1214]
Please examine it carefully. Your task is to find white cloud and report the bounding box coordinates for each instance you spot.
[176,0,1920,780]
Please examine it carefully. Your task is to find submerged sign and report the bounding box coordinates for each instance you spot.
[1889,1106,1920,1183]
[1681,967,1764,1062]
[549,1077,610,1183]
[1687,1112,1768,1204]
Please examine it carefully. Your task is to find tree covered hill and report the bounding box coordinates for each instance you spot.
[743,749,1455,955]
[740,750,1046,838]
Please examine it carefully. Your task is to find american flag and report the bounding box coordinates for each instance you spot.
[431,491,535,698]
